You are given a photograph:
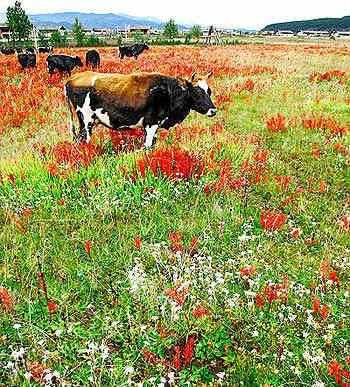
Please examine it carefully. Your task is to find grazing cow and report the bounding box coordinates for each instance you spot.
[18,53,37,70]
[26,47,36,53]
[86,49,100,69]
[47,55,83,76]
[64,71,217,146]
[1,47,15,55]
[118,43,149,60]
[38,46,53,54]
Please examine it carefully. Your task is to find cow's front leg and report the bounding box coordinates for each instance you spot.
[144,125,158,148]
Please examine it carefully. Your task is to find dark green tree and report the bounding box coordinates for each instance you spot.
[72,18,86,47]
[50,30,68,48]
[190,25,202,42]
[6,1,32,46]
[163,19,178,40]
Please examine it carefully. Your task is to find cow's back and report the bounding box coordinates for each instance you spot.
[67,71,165,109]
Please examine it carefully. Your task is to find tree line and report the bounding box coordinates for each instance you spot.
[4,1,204,48]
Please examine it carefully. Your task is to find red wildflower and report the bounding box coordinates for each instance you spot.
[47,163,59,177]
[320,304,329,320]
[85,240,92,255]
[52,142,102,169]
[266,114,287,133]
[22,208,33,218]
[165,284,189,307]
[255,293,265,309]
[192,305,210,319]
[47,299,58,314]
[290,227,302,239]
[182,335,197,366]
[329,271,340,285]
[28,362,47,383]
[169,232,183,253]
[173,345,182,370]
[240,265,257,277]
[312,297,321,314]
[134,236,142,250]
[275,175,293,191]
[137,147,204,181]
[0,287,14,312]
[260,210,287,231]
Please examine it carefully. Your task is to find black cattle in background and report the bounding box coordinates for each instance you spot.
[1,47,15,55]
[118,43,149,60]
[86,49,101,69]
[18,53,37,70]
[38,46,53,54]
[47,55,83,76]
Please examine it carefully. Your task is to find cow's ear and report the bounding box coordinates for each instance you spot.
[189,72,197,83]
[206,71,213,79]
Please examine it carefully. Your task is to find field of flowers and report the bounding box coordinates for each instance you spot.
[0,43,349,386]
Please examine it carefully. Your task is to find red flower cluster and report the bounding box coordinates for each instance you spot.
[0,287,14,312]
[165,284,189,306]
[256,279,289,308]
[143,334,197,371]
[312,297,329,320]
[192,305,210,319]
[266,114,287,133]
[205,159,247,194]
[52,141,102,169]
[137,147,204,180]
[110,128,145,153]
[240,265,257,278]
[302,116,348,137]
[237,79,255,92]
[310,70,346,83]
[260,210,287,231]
[328,360,350,386]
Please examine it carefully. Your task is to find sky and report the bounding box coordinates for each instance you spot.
[0,0,349,29]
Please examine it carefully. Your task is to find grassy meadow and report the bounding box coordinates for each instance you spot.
[0,44,349,386]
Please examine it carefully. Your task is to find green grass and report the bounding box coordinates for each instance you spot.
[1,44,350,386]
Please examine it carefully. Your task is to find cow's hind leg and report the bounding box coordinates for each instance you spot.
[144,125,158,148]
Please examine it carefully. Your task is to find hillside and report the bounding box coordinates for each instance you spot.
[262,16,350,32]
[29,12,165,29]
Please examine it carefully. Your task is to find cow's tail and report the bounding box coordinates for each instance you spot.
[64,82,77,141]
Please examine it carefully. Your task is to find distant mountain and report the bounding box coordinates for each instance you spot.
[262,16,350,32]
[29,12,166,29]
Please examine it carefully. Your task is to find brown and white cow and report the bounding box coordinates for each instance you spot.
[64,71,217,147]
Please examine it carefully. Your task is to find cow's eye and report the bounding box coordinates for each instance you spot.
[208,88,212,96]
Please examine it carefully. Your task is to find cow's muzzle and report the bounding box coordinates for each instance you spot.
[207,108,217,117]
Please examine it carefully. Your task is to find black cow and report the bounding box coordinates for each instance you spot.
[86,49,100,69]
[1,47,15,55]
[26,47,36,53]
[18,53,37,70]
[118,43,149,60]
[47,55,83,76]
[38,46,53,54]
[65,71,217,146]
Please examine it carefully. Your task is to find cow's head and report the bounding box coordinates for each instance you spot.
[187,72,217,117]
[75,56,84,67]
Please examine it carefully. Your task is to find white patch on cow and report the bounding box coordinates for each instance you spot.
[144,125,158,148]
[95,108,111,127]
[76,92,94,143]
[197,80,209,94]
[206,108,217,117]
